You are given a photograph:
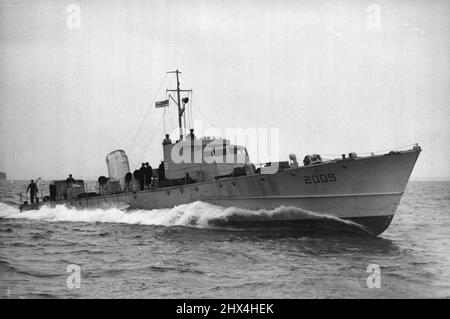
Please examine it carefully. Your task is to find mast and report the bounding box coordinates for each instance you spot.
[167,70,191,141]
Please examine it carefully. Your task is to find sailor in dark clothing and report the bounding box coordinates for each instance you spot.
[26,179,38,204]
[158,161,165,181]
[144,162,153,189]
[303,156,311,166]
[139,163,146,191]
[66,174,75,185]
[162,134,172,145]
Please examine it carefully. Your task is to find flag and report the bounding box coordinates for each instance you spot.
[155,100,169,108]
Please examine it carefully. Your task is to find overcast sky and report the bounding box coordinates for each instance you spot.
[0,0,449,180]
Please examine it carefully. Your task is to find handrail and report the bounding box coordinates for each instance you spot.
[319,144,418,159]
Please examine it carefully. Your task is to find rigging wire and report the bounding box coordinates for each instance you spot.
[165,91,175,131]
[183,98,187,134]
[190,92,194,128]
[192,102,216,128]
[186,91,190,129]
[179,74,216,128]
[128,74,168,154]
[167,98,175,131]
[167,77,183,134]
[137,113,166,166]
[184,94,192,132]
[188,91,193,130]
[163,106,166,134]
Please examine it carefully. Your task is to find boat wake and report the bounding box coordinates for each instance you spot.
[0,201,369,233]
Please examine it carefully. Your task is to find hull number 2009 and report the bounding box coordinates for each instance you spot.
[303,173,336,184]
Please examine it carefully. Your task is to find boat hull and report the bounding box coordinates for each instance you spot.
[24,149,420,235]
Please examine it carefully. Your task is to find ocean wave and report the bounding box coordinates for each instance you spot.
[0,201,366,231]
[0,259,61,279]
[0,202,20,215]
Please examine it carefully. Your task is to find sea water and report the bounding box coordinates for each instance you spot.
[0,180,449,298]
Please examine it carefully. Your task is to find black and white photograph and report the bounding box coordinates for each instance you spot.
[0,0,449,304]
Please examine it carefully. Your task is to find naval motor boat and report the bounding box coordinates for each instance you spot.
[19,70,421,235]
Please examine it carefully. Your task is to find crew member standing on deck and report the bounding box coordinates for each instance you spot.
[162,134,172,145]
[144,162,153,189]
[158,161,166,187]
[139,163,146,191]
[66,174,75,185]
[26,179,38,204]
[158,161,165,183]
